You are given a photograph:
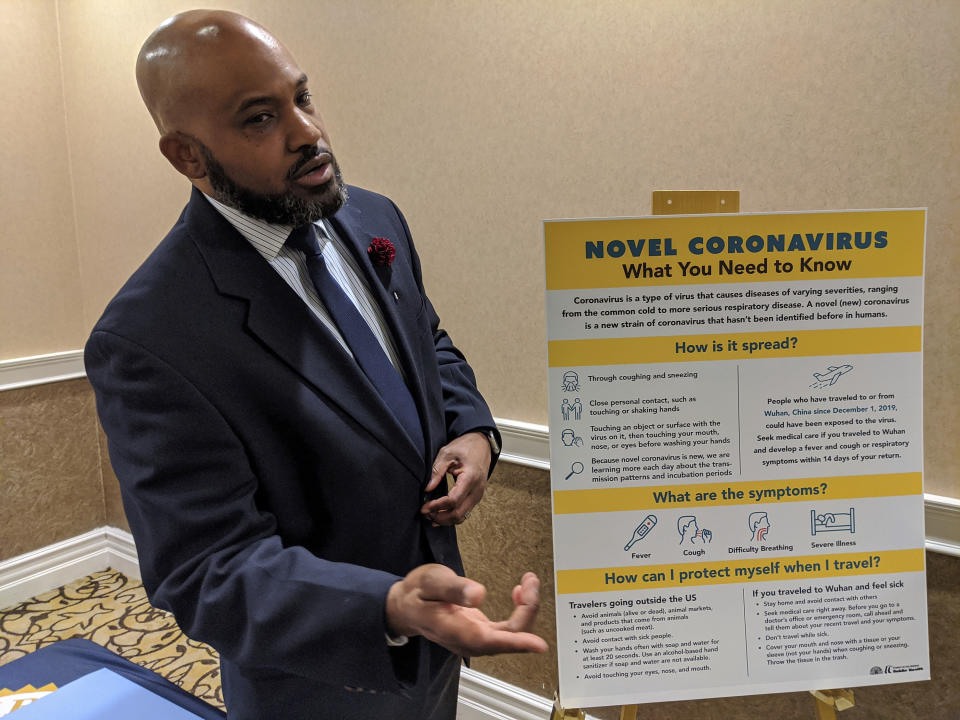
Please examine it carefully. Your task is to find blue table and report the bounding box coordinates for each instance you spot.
[0,638,225,719]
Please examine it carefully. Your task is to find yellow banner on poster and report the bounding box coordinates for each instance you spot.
[553,473,922,514]
[544,209,925,290]
[556,549,925,594]
[548,326,920,367]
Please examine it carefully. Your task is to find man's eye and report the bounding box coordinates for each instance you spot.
[297,91,313,106]
[245,113,272,126]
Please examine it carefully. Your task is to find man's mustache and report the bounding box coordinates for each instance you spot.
[287,146,335,180]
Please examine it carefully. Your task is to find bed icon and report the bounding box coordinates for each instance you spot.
[811,508,856,535]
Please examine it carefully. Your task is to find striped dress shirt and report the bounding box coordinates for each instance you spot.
[205,194,406,378]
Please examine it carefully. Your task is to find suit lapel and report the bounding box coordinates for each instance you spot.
[183,189,425,480]
[327,204,434,455]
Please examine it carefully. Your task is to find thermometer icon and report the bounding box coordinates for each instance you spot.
[624,515,658,550]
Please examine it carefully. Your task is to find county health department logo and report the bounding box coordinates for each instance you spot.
[870,664,924,675]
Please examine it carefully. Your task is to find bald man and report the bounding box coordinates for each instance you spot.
[86,10,545,719]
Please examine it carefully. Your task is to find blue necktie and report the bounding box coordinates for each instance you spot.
[287,224,423,452]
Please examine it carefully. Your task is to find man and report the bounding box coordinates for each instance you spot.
[85,10,546,719]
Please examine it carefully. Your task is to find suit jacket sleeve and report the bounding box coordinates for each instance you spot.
[86,330,419,693]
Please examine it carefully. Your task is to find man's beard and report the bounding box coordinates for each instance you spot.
[199,141,348,226]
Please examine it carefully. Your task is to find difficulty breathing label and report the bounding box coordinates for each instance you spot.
[544,209,928,707]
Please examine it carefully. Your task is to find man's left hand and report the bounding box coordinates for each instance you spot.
[421,432,491,526]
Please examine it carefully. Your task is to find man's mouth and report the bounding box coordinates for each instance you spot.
[291,153,334,187]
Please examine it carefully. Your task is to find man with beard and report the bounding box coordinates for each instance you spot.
[85,10,546,720]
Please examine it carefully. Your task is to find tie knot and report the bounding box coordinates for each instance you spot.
[287,223,322,257]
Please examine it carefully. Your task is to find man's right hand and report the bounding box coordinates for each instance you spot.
[385,564,548,658]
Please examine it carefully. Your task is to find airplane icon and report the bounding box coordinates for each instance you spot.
[811,364,853,388]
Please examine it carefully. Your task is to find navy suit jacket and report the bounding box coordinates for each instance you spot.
[85,186,498,717]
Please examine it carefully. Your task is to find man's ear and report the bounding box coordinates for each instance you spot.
[158,132,207,179]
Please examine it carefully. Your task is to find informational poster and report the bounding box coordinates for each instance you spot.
[544,209,929,707]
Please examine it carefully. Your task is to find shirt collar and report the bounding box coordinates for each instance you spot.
[204,193,328,260]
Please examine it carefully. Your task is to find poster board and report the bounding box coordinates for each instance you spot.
[544,209,929,707]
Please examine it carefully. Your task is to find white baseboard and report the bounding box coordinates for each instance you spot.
[458,667,601,720]
[101,526,141,578]
[0,526,139,610]
[457,668,557,720]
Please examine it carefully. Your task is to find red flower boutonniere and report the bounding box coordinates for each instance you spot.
[367,237,396,267]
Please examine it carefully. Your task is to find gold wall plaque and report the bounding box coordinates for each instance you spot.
[651,190,740,215]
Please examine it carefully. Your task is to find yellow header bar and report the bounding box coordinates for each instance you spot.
[556,549,924,594]
[548,326,920,367]
[553,473,922,514]
[544,209,925,290]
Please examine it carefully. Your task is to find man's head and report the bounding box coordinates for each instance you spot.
[137,10,345,225]
[678,515,698,538]
[748,511,769,533]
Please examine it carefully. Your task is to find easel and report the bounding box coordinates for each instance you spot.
[549,694,638,720]
[550,191,855,720]
[810,688,856,719]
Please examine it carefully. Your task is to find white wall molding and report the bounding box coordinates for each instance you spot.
[458,668,600,720]
[924,494,960,557]
[459,668,561,720]
[494,417,550,470]
[0,350,85,391]
[102,526,141,578]
[0,526,139,610]
[2,354,958,556]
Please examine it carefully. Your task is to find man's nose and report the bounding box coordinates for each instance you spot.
[287,107,324,152]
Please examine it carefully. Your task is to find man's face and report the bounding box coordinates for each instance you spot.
[181,31,346,225]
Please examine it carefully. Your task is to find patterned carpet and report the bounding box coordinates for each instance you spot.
[0,569,224,710]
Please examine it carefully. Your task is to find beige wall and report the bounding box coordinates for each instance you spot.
[1,0,957,494]
[0,0,85,357]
